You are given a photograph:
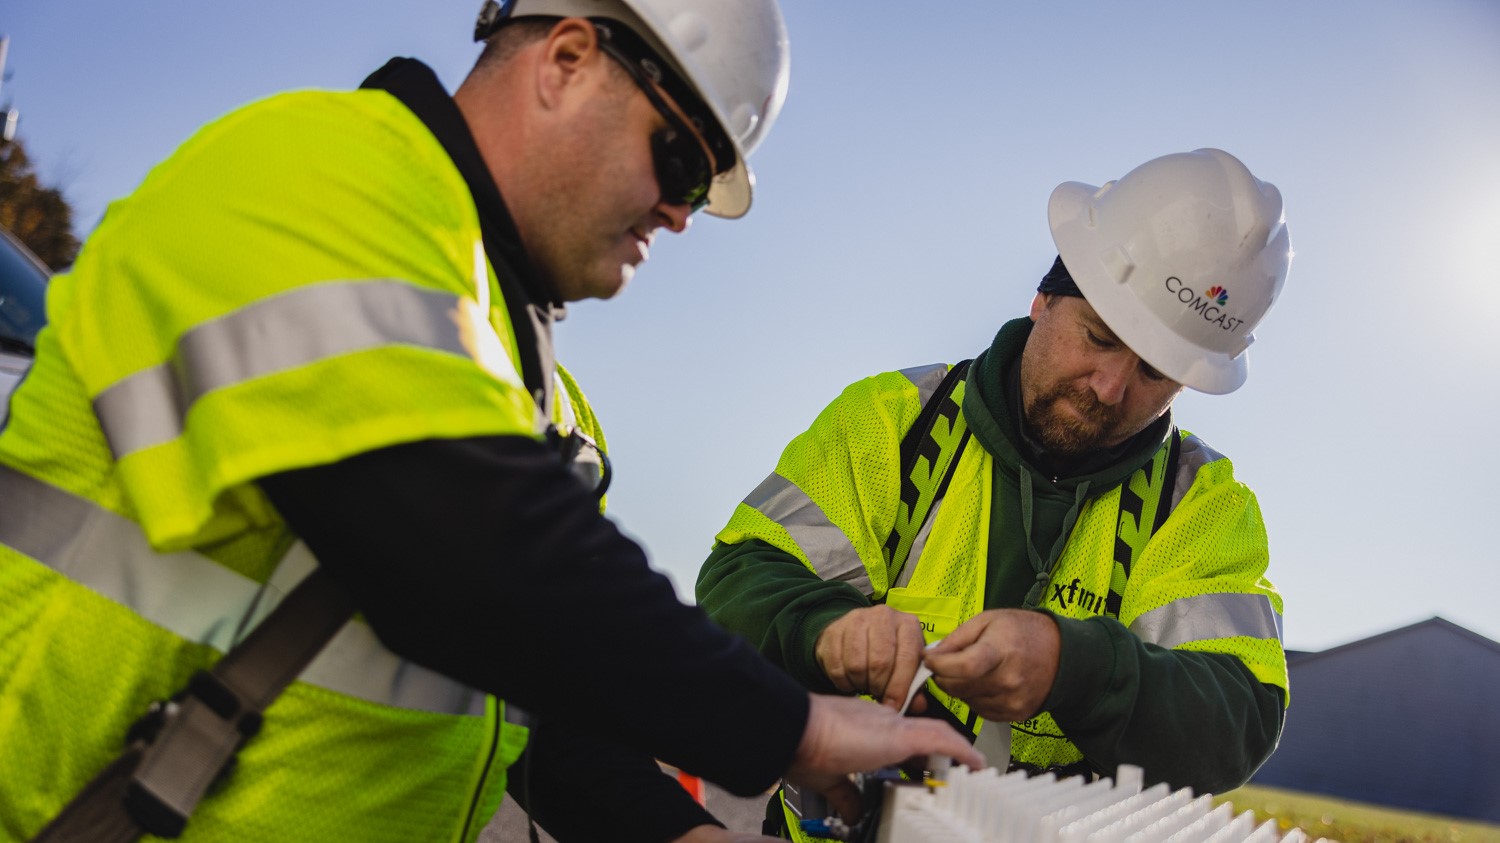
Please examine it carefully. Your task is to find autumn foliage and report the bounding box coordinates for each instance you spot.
[0,136,78,271]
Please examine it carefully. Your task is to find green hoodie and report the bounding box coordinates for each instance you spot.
[698,318,1283,792]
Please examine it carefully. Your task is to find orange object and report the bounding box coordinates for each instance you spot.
[676,770,706,806]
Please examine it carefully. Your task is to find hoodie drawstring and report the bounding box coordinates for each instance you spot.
[1019,471,1092,609]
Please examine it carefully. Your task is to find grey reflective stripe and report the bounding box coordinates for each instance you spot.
[1129,592,1282,650]
[504,701,535,729]
[94,281,496,459]
[898,363,949,408]
[1171,433,1226,511]
[894,497,943,590]
[0,463,486,716]
[742,473,873,597]
[1,463,256,649]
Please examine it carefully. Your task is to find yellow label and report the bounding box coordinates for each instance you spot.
[885,588,962,645]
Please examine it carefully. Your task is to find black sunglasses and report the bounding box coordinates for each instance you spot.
[592,21,718,213]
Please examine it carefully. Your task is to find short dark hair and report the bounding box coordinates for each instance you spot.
[474,17,560,72]
[1038,255,1083,298]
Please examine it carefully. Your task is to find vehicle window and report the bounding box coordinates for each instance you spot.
[0,229,50,352]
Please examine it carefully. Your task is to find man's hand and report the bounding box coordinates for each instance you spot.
[670,826,780,843]
[923,609,1060,723]
[814,605,927,709]
[784,693,985,821]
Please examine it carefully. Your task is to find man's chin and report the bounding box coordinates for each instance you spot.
[613,262,635,295]
[1032,407,1111,456]
[560,267,632,303]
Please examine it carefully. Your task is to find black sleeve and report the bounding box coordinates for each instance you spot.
[508,718,719,842]
[257,434,809,797]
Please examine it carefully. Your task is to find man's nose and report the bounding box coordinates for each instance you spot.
[654,199,693,234]
[1090,355,1135,405]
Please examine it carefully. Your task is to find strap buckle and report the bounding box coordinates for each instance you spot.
[546,425,613,499]
[120,671,263,837]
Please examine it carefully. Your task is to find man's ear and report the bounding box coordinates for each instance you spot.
[534,18,603,110]
[1029,292,1050,322]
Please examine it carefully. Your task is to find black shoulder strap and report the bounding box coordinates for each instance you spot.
[880,359,973,594]
[1103,428,1181,618]
[31,569,357,842]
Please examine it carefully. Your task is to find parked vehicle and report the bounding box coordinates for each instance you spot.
[0,224,49,407]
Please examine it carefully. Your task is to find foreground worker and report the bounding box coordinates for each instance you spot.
[697,148,1293,838]
[0,0,983,840]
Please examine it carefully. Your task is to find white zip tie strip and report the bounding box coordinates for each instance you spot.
[875,765,1327,843]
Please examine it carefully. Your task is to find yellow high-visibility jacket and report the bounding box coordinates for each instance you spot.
[0,77,605,841]
[701,321,1287,839]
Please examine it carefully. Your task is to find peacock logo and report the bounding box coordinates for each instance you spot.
[1163,277,1245,333]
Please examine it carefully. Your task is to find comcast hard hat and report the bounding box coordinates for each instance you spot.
[475,0,790,219]
[1048,148,1292,394]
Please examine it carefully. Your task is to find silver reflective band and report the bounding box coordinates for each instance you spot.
[504,701,536,729]
[554,372,576,429]
[899,363,949,409]
[1172,434,1226,511]
[1129,591,1282,650]
[94,280,492,459]
[0,463,486,715]
[742,473,873,597]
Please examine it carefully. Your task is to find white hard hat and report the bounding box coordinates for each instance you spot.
[477,0,790,219]
[1048,148,1292,394]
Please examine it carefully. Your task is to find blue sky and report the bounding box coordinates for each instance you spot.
[4,1,1498,651]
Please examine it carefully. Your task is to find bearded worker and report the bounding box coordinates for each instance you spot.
[696,148,1292,839]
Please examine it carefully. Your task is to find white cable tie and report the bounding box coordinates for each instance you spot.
[899,640,941,715]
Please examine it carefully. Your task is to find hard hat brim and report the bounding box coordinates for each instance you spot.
[1047,181,1248,395]
[704,157,752,219]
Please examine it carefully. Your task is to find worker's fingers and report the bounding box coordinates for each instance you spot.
[926,611,1061,723]
[850,606,906,698]
[924,612,985,653]
[878,619,926,709]
[924,634,1000,684]
[816,621,855,693]
[788,694,986,798]
[924,609,993,657]
[924,611,1009,681]
[817,606,924,699]
[816,610,868,694]
[860,617,904,702]
[893,714,986,772]
[841,617,871,692]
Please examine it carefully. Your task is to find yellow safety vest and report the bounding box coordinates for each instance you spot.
[0,88,600,842]
[716,364,1287,841]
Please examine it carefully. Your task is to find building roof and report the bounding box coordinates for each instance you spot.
[1286,616,1500,667]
